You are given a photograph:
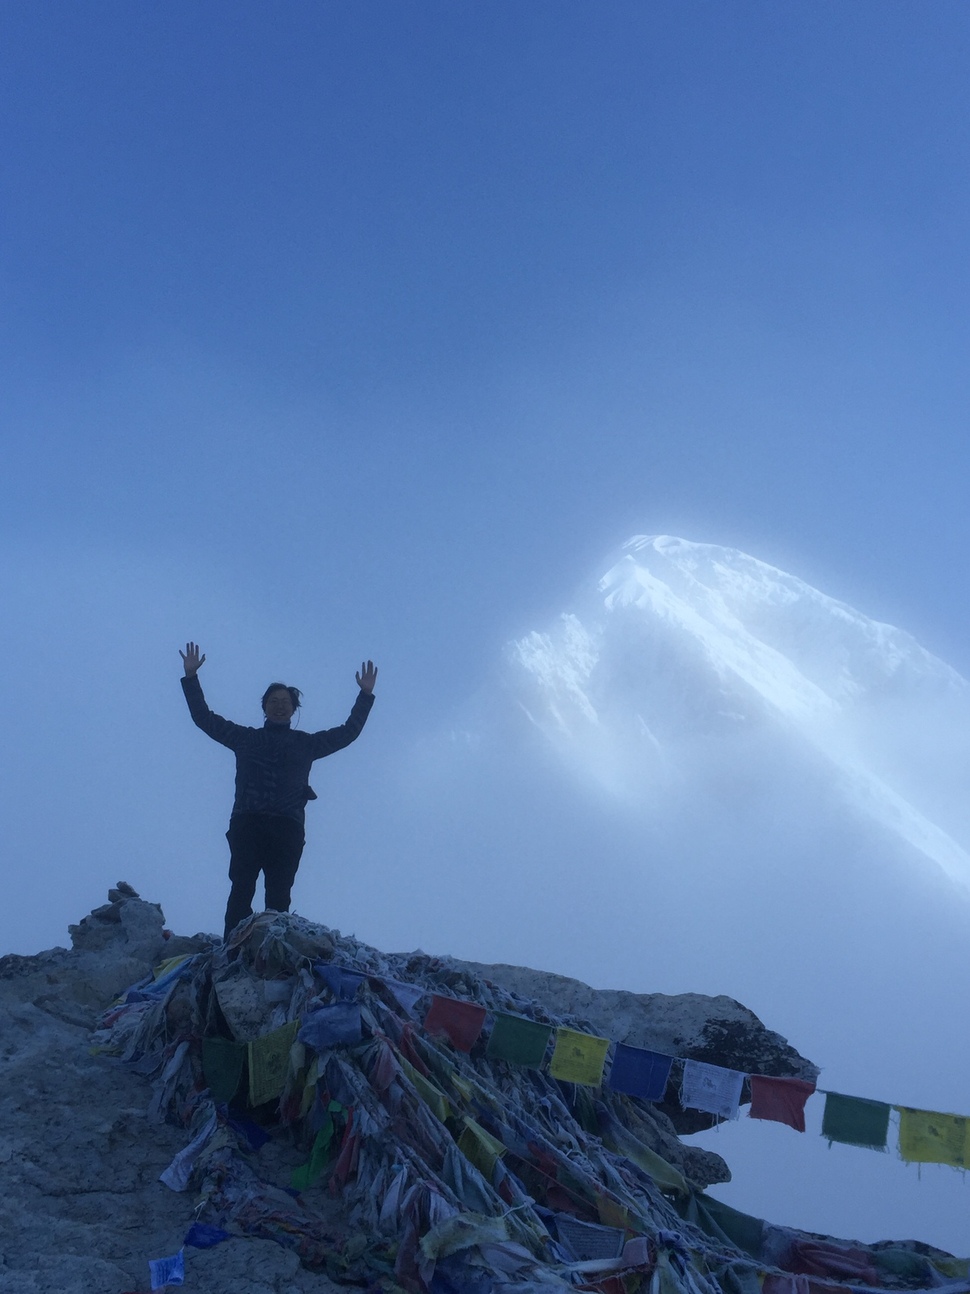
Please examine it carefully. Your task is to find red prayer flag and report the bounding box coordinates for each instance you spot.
[749,1075,816,1132]
[422,994,486,1053]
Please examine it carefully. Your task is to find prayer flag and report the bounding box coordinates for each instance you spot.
[680,1059,744,1122]
[423,994,486,1053]
[548,1027,610,1087]
[607,1044,673,1102]
[486,1012,552,1067]
[555,1215,626,1262]
[457,1116,507,1178]
[159,1110,218,1192]
[202,1037,246,1104]
[384,979,426,1015]
[149,1248,185,1289]
[314,962,367,1001]
[291,1100,343,1189]
[184,1223,229,1249]
[897,1107,970,1168]
[821,1092,890,1150]
[247,1020,299,1107]
[298,1002,362,1051]
[749,1075,816,1132]
[400,1056,452,1123]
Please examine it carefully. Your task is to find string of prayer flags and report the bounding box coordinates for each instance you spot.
[607,1043,673,1102]
[149,1248,185,1289]
[749,1075,816,1132]
[298,1002,362,1051]
[897,1106,970,1168]
[821,1092,890,1151]
[202,1036,246,1104]
[680,1059,745,1122]
[548,1027,611,1087]
[457,1116,507,1178]
[423,994,487,1053]
[485,1012,553,1067]
[248,1019,299,1106]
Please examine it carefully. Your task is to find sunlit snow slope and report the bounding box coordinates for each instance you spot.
[509,536,970,889]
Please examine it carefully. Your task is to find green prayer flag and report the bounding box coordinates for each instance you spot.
[821,1092,890,1150]
[485,1013,552,1067]
[291,1100,343,1190]
[248,1020,299,1107]
[202,1037,246,1104]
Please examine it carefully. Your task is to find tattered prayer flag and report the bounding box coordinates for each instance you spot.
[184,1223,230,1249]
[400,1056,452,1123]
[607,1043,673,1102]
[486,1012,552,1067]
[298,1002,362,1051]
[202,1037,246,1104]
[423,994,486,1053]
[291,1100,343,1189]
[247,1019,299,1107]
[556,1215,626,1262]
[897,1107,970,1168]
[749,1075,816,1132]
[680,1059,744,1122]
[149,1248,185,1289]
[384,979,425,1016]
[313,961,367,1001]
[821,1092,890,1150]
[457,1116,507,1179]
[159,1110,217,1191]
[548,1028,610,1087]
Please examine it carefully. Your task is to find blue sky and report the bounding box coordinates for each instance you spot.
[4,0,970,1253]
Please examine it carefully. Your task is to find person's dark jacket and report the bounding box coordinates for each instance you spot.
[181,674,374,826]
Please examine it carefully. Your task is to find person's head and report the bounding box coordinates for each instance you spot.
[261,683,302,723]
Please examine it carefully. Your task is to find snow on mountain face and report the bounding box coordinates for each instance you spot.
[508,535,970,889]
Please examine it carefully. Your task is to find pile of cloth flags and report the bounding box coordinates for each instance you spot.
[94,911,969,1294]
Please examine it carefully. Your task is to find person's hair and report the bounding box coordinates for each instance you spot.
[261,682,302,712]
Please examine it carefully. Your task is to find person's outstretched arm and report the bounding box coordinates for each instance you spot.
[179,642,246,749]
[309,660,378,759]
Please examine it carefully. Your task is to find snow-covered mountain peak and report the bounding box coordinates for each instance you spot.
[507,535,970,888]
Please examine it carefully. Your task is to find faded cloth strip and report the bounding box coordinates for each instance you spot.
[897,1106,970,1168]
[202,1037,246,1104]
[423,994,486,1053]
[821,1092,890,1150]
[247,1019,298,1106]
[298,1002,362,1051]
[749,1076,816,1132]
[548,1027,610,1087]
[486,1012,552,1067]
[680,1059,744,1122]
[607,1043,673,1102]
[149,1248,185,1289]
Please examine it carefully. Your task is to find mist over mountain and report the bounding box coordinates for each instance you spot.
[380,536,970,1253]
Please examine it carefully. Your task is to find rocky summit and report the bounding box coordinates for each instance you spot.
[0,887,963,1294]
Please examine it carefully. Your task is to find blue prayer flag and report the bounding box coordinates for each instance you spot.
[298,1002,363,1051]
[607,1043,673,1101]
[313,961,367,1000]
[184,1223,230,1249]
[149,1248,185,1288]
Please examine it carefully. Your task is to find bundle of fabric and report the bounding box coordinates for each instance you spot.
[92,912,968,1294]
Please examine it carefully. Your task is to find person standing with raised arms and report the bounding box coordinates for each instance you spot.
[179,642,377,940]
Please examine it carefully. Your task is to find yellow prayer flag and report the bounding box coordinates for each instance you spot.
[897,1106,970,1168]
[399,1057,452,1124]
[548,1027,610,1087]
[248,1020,299,1107]
[457,1116,507,1179]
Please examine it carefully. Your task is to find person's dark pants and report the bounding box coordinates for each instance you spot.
[224,812,305,940]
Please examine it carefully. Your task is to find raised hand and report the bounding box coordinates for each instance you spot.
[355,660,378,693]
[180,642,206,678]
